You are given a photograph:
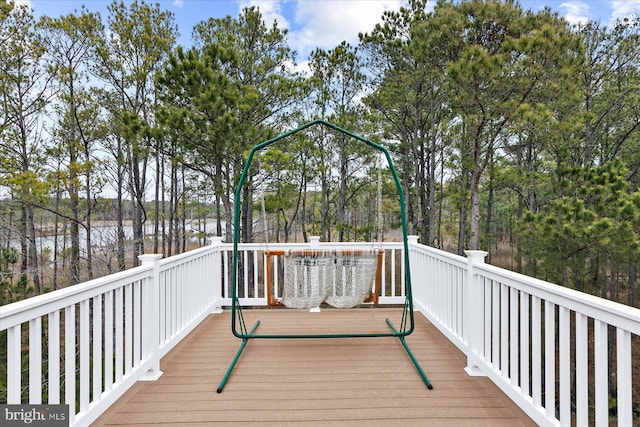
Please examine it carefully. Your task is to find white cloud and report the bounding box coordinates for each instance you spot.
[285,58,312,77]
[560,1,591,25]
[173,0,184,8]
[610,0,640,22]
[10,0,32,9]
[240,0,290,31]
[289,0,407,58]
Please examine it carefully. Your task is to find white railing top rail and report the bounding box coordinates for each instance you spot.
[475,261,640,335]
[216,240,405,250]
[0,264,153,329]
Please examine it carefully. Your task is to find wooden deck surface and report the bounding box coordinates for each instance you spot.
[93,308,535,426]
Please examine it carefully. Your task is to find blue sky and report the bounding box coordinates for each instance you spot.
[14,0,640,60]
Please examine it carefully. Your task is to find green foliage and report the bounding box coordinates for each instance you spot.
[518,160,640,292]
[0,247,32,305]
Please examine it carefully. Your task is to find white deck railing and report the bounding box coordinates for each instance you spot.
[1,237,639,426]
[0,242,222,426]
[410,236,640,427]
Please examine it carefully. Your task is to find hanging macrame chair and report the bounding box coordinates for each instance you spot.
[281,248,379,309]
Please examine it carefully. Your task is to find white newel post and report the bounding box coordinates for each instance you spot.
[210,237,224,314]
[464,250,488,376]
[407,235,419,304]
[139,254,164,381]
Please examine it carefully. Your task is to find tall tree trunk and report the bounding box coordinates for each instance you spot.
[19,206,29,290]
[53,184,61,290]
[85,176,93,280]
[338,134,347,242]
[457,173,469,256]
[215,192,223,240]
[181,168,187,252]
[427,133,437,246]
[402,138,414,236]
[457,200,467,256]
[116,138,126,271]
[241,181,253,243]
[469,168,482,251]
[153,146,161,254]
[168,161,177,256]
[301,180,309,243]
[69,190,80,284]
[484,154,495,262]
[320,170,330,242]
[161,156,167,256]
[69,149,80,284]
[26,204,40,293]
[628,263,636,307]
[129,146,147,265]
[437,144,445,249]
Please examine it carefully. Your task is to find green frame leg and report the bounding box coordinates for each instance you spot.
[216,320,260,393]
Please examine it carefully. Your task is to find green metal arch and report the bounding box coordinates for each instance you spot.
[218,120,433,393]
[230,120,415,338]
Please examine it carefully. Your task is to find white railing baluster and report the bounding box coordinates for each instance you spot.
[544,300,555,420]
[115,287,123,383]
[29,317,42,404]
[531,296,542,408]
[492,281,500,370]
[559,306,570,426]
[171,268,177,338]
[594,319,608,426]
[253,249,259,299]
[93,295,103,402]
[509,287,518,387]
[456,266,462,332]
[448,262,455,329]
[501,283,509,379]
[125,283,133,375]
[7,324,21,404]
[519,291,529,397]
[575,313,588,426]
[48,310,60,404]
[65,304,76,424]
[133,281,141,368]
[80,299,90,412]
[223,249,230,299]
[176,266,182,336]
[616,328,632,426]
[394,247,407,296]
[104,290,113,393]
[483,280,491,363]
[391,249,397,297]
[262,250,269,301]
[243,249,249,298]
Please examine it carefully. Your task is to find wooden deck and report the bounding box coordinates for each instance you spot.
[93,308,535,426]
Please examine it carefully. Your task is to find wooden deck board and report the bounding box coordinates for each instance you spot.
[92,309,535,426]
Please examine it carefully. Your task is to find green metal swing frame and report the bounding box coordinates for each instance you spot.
[217,120,433,393]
